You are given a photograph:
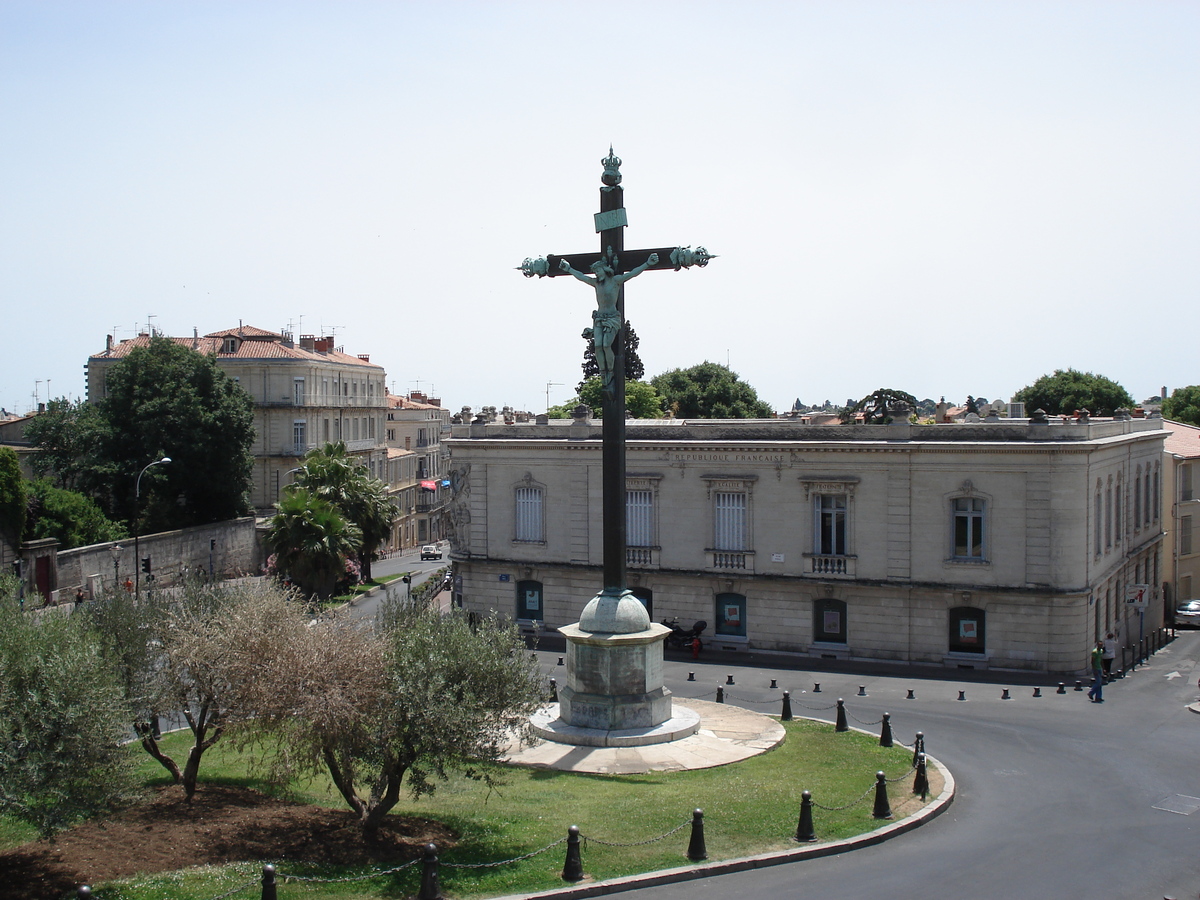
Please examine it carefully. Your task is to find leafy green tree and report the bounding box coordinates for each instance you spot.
[243,601,543,834]
[26,479,126,549]
[1013,369,1134,417]
[580,321,644,387]
[98,336,254,531]
[0,448,25,547]
[651,362,775,419]
[291,442,396,582]
[840,388,919,424]
[1162,385,1200,426]
[22,398,106,494]
[549,377,666,419]
[266,488,362,599]
[0,576,137,834]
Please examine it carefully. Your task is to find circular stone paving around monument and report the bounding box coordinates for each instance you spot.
[505,699,785,775]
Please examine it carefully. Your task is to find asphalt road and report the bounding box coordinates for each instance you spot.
[342,543,451,620]
[525,632,1200,900]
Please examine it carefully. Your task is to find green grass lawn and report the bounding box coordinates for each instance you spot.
[6,720,927,899]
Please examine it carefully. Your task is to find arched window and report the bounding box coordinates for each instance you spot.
[516,580,543,620]
[949,606,986,654]
[714,592,747,638]
[813,597,847,644]
[514,482,545,543]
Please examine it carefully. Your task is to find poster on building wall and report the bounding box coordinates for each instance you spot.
[823,611,841,634]
[525,590,541,611]
[723,604,741,626]
[959,619,978,643]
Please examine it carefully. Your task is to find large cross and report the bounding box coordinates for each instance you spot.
[520,149,713,595]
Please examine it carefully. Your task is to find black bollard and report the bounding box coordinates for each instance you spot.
[857,685,867,696]
[1001,688,1011,700]
[912,732,924,769]
[769,679,778,689]
[794,790,817,842]
[1057,682,1066,694]
[418,843,443,900]
[813,682,821,693]
[557,656,564,666]
[687,809,708,861]
[1074,680,1083,691]
[913,753,929,800]
[957,690,966,701]
[562,825,584,882]
[716,686,724,703]
[835,698,848,732]
[262,864,277,900]
[1032,687,1042,698]
[781,690,793,721]
[726,673,735,685]
[872,771,893,819]
[687,671,695,681]
[77,889,92,900]
[906,688,915,700]
[879,712,893,747]
[548,677,558,703]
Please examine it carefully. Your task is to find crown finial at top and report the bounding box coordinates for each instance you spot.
[601,146,622,186]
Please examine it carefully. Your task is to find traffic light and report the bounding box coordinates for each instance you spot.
[141,557,152,575]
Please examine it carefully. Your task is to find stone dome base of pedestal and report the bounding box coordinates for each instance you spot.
[530,703,700,747]
[506,699,786,774]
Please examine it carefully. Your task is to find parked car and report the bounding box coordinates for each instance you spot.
[1174,599,1200,628]
[420,544,442,560]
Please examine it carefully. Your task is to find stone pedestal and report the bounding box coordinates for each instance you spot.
[558,622,673,730]
[555,587,673,732]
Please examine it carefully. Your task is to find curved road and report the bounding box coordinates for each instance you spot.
[530,633,1200,900]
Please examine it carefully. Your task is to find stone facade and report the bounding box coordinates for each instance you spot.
[385,393,450,547]
[1163,419,1200,607]
[86,327,389,513]
[446,416,1168,675]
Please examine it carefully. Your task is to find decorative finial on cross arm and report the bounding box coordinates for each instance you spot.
[601,146,622,187]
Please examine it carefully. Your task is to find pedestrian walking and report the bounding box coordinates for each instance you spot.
[1102,632,1117,682]
[1087,641,1105,702]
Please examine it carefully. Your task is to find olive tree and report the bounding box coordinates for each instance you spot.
[241,600,544,834]
[0,577,137,834]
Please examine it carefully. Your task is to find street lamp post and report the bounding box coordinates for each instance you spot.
[109,544,123,591]
[134,457,171,598]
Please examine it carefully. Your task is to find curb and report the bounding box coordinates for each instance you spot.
[488,753,955,900]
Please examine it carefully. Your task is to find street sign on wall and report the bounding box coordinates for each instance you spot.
[1125,584,1151,609]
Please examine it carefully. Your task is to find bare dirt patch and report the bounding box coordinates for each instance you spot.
[0,784,454,900]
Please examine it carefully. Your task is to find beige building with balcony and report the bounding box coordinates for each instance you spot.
[86,326,389,513]
[446,414,1168,675]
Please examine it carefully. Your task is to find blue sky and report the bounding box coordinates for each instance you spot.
[2,1,1196,415]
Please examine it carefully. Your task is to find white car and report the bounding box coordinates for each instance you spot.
[420,545,442,561]
[1174,599,1200,628]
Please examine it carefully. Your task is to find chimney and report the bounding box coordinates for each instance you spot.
[192,326,199,350]
[299,334,316,351]
[358,354,370,362]
[105,334,113,353]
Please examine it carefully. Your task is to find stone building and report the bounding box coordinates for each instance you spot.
[446,414,1167,675]
[1163,419,1200,610]
[385,392,450,547]
[86,326,389,513]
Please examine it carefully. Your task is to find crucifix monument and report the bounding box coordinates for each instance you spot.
[519,149,713,741]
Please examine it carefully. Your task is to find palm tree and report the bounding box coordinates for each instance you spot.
[293,442,396,582]
[267,489,362,600]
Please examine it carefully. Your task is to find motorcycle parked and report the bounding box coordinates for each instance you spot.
[661,617,707,652]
